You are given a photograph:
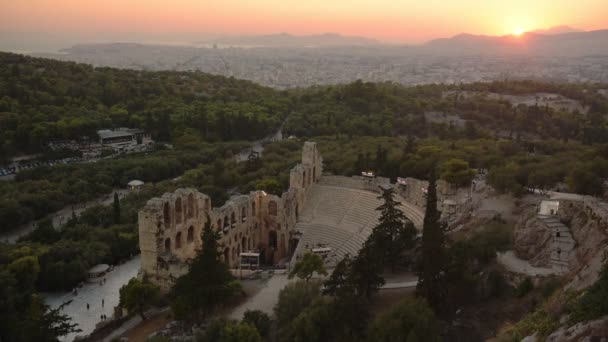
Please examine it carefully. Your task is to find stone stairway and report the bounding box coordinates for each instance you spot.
[537,215,576,273]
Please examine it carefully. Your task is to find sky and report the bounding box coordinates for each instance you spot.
[1,0,607,45]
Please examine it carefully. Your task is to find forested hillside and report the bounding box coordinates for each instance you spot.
[0,52,288,159]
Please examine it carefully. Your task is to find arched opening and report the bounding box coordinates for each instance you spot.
[187,226,194,243]
[187,193,194,219]
[313,166,316,182]
[216,219,222,232]
[302,171,307,187]
[268,230,278,250]
[223,216,229,231]
[164,238,171,253]
[248,237,252,250]
[309,172,312,186]
[204,198,210,211]
[556,232,561,238]
[175,197,183,224]
[175,232,182,249]
[231,212,236,227]
[163,202,171,227]
[241,207,247,222]
[242,237,247,252]
[252,202,256,216]
[268,201,278,216]
[232,247,237,267]
[295,204,299,220]
[224,247,230,265]
[277,224,281,231]
[280,234,286,255]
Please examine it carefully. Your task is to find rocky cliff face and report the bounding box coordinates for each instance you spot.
[513,199,608,289]
[514,210,553,267]
[558,200,608,290]
[546,316,608,342]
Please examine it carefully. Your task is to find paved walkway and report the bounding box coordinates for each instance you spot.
[1,188,128,243]
[43,255,141,342]
[497,251,558,277]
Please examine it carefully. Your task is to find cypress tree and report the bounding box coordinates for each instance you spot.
[369,188,417,272]
[416,170,447,314]
[113,192,121,224]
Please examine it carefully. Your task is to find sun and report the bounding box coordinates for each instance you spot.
[513,28,526,36]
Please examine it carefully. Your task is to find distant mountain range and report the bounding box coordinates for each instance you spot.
[422,29,608,56]
[199,33,380,47]
[530,25,582,35]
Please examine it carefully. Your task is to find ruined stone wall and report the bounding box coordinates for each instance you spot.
[394,177,472,225]
[138,141,323,291]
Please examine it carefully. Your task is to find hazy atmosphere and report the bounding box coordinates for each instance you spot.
[2,1,608,342]
[2,0,608,51]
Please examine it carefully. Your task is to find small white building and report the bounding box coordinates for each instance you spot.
[539,200,559,215]
[127,180,144,191]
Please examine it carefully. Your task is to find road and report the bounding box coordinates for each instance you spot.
[1,189,129,243]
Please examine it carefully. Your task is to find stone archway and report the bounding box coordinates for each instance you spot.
[224,247,230,265]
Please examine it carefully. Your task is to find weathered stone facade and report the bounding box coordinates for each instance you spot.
[138,142,323,291]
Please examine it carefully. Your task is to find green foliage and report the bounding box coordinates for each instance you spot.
[516,277,535,298]
[113,192,121,224]
[569,260,608,324]
[440,158,475,186]
[171,218,238,320]
[289,251,327,281]
[255,178,284,196]
[119,277,160,320]
[242,310,271,338]
[367,188,417,272]
[274,280,322,327]
[366,298,440,342]
[198,319,261,342]
[498,309,559,342]
[0,52,286,159]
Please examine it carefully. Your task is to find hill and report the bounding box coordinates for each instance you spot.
[0,52,288,159]
[201,32,380,47]
[423,29,608,56]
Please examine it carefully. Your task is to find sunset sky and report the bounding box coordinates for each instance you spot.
[1,0,607,43]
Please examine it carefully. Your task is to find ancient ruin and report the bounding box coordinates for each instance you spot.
[138,142,322,291]
[138,141,476,291]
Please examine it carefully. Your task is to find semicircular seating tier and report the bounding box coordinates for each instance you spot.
[291,176,424,265]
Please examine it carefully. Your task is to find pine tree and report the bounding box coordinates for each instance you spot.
[113,192,121,224]
[416,171,447,315]
[369,188,417,272]
[171,217,239,320]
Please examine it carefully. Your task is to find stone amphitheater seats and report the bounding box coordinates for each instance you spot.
[292,176,425,265]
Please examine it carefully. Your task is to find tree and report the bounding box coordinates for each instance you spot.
[416,171,447,315]
[119,277,160,320]
[274,280,321,327]
[366,298,440,342]
[199,319,262,342]
[323,254,355,297]
[242,310,271,338]
[440,159,475,187]
[113,192,121,224]
[350,244,385,299]
[289,251,327,281]
[171,217,239,320]
[18,296,81,342]
[368,188,417,272]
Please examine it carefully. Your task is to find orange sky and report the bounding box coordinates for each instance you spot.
[1,0,607,43]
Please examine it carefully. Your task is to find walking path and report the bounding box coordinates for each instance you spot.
[1,188,128,243]
[497,250,558,277]
[43,255,141,342]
